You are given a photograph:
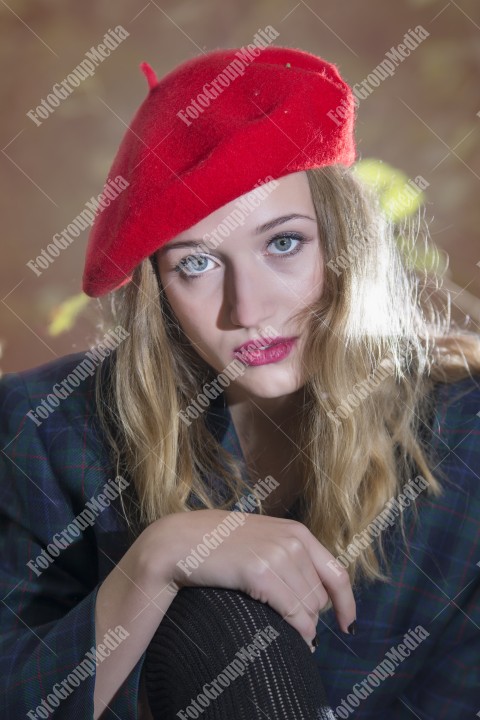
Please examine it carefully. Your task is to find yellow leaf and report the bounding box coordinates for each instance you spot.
[353,158,426,222]
[47,293,91,336]
[396,235,448,276]
[354,159,446,276]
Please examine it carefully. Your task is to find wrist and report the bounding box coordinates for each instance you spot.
[131,516,180,595]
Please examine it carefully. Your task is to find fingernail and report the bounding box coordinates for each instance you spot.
[347,620,357,636]
[310,634,319,652]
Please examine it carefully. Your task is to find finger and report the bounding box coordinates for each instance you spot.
[245,553,319,646]
[296,554,330,616]
[276,534,329,616]
[290,523,357,634]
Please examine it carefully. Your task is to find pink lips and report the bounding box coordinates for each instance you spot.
[233,337,298,366]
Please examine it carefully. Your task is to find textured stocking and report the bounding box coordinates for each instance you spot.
[145,586,336,719]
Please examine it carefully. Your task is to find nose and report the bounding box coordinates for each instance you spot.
[226,256,277,329]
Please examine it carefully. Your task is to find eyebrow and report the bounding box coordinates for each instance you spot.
[159,213,316,253]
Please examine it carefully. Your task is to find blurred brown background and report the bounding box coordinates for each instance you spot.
[1,0,479,374]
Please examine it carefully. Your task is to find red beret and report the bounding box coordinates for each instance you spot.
[82,44,356,297]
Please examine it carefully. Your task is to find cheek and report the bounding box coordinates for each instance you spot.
[308,264,324,301]
[163,287,216,345]
[162,287,197,332]
[288,253,324,303]
[304,246,324,299]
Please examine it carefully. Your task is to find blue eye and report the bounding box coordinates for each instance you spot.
[173,232,308,280]
[268,233,303,255]
[175,254,213,277]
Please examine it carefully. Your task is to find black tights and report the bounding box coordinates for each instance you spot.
[145,587,335,719]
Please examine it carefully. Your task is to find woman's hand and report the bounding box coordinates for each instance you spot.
[138,509,356,649]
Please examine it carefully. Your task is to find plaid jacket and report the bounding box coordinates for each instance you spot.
[1,350,479,719]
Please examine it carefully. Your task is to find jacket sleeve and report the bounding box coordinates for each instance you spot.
[265,372,480,719]
[0,369,140,719]
[393,577,480,718]
[395,375,480,718]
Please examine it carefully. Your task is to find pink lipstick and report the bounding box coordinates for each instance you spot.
[233,337,298,366]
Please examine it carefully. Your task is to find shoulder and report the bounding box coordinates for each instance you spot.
[426,372,480,495]
[430,371,480,435]
[0,350,115,496]
[1,350,99,398]
[399,372,480,579]
[0,349,112,427]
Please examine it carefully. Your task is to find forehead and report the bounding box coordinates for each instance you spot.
[174,170,313,240]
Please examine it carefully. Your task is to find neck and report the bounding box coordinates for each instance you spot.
[225,385,305,442]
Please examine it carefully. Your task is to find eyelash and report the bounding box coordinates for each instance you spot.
[172,232,310,281]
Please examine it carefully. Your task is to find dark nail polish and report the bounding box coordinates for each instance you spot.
[312,634,319,647]
[347,620,357,636]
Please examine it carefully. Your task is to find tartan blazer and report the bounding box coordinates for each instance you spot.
[1,350,479,719]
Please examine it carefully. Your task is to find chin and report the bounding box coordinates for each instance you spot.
[235,368,301,399]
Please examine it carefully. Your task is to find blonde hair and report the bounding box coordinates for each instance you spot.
[93,165,480,599]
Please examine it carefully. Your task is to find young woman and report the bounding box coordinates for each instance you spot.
[1,46,479,720]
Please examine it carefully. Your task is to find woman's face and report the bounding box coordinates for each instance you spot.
[154,170,324,402]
